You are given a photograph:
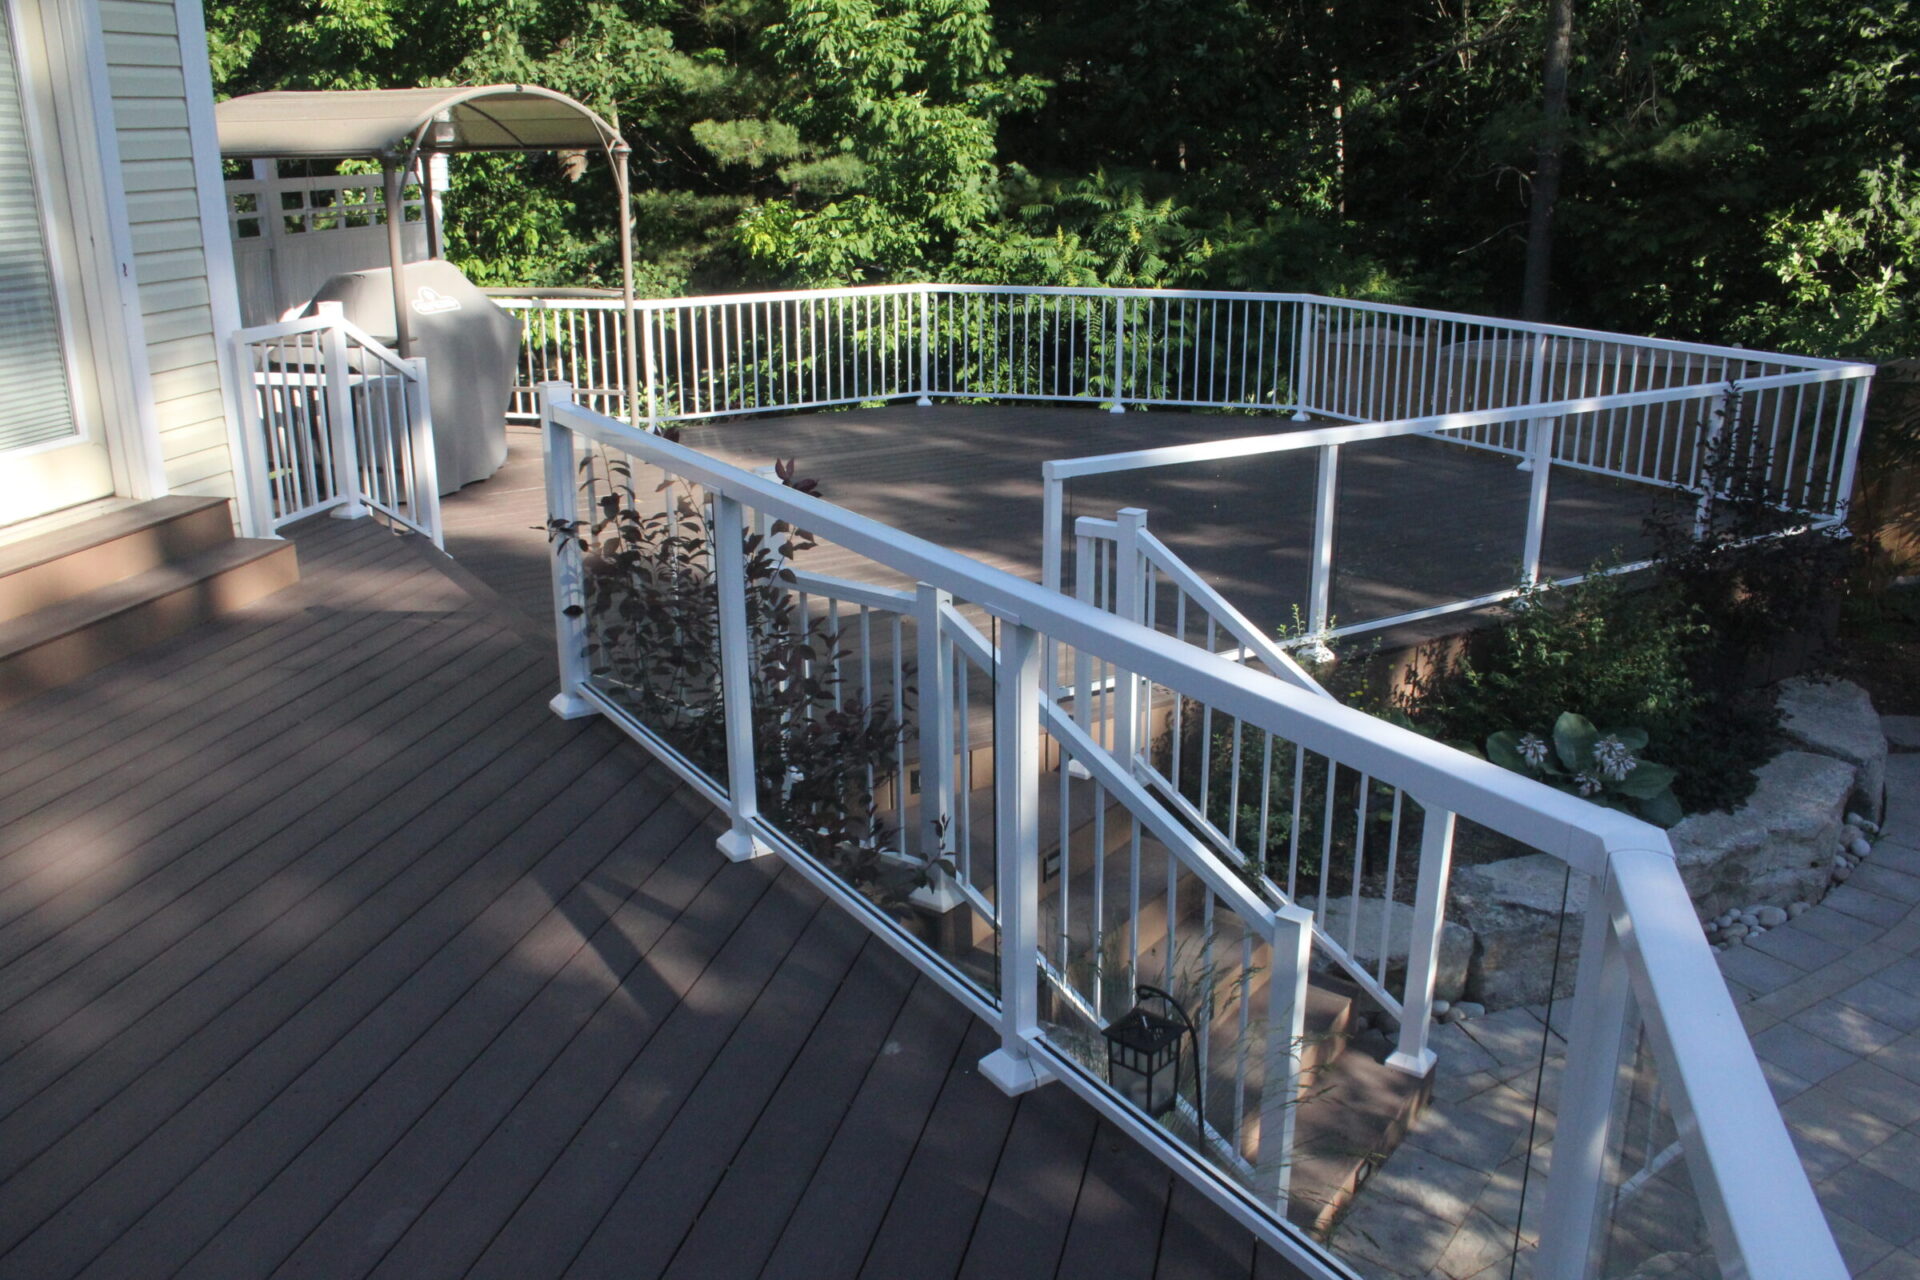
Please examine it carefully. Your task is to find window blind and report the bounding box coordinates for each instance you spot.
[0,11,76,455]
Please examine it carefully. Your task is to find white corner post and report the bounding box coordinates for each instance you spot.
[1535,863,1631,1280]
[916,287,933,406]
[713,492,772,862]
[1517,332,1550,472]
[1304,443,1339,662]
[979,619,1056,1096]
[541,383,595,720]
[1292,301,1316,421]
[404,356,444,548]
[1111,508,1148,764]
[1255,902,1314,1211]
[1387,805,1457,1075]
[228,334,281,539]
[1108,295,1127,413]
[1829,374,1871,523]
[318,302,369,520]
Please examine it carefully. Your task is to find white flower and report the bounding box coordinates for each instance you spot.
[1574,771,1604,797]
[1593,736,1638,781]
[1517,734,1550,768]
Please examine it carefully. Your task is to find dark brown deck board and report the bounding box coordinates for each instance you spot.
[1055,1121,1177,1280]
[0,637,546,1050]
[956,1076,1103,1279]
[649,937,918,1280]
[0,514,1290,1280]
[858,1019,1022,1280]
[758,975,977,1280]
[0,611,525,968]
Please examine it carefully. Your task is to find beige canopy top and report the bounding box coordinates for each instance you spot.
[214,85,639,421]
[215,85,621,161]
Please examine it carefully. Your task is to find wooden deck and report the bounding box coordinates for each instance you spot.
[0,514,1311,1280]
[445,403,1678,648]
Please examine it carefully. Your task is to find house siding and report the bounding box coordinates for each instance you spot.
[99,0,235,504]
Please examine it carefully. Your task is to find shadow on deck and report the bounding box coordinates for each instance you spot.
[0,514,1311,1280]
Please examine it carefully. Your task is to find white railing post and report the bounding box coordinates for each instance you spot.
[1112,507,1148,764]
[1829,373,1871,521]
[404,356,443,547]
[319,303,369,519]
[228,333,281,538]
[917,287,934,406]
[979,620,1055,1096]
[639,303,660,430]
[1305,443,1339,658]
[713,492,772,862]
[1108,295,1127,413]
[913,584,955,863]
[1255,902,1314,1211]
[1520,415,1557,585]
[1292,300,1316,420]
[1387,805,1457,1075]
[1536,867,1632,1279]
[541,383,595,720]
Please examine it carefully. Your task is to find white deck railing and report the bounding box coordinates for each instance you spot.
[231,305,442,546]
[537,381,1844,1280]
[494,285,1871,644]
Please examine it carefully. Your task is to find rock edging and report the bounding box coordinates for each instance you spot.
[1446,678,1885,1010]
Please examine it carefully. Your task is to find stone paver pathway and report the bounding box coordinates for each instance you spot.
[1331,722,1920,1279]
[1721,742,1920,1280]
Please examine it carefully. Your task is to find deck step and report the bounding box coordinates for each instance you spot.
[0,496,236,624]
[0,531,299,710]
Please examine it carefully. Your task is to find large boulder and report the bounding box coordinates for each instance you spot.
[1316,895,1474,1003]
[1668,751,1856,917]
[1451,854,1593,1009]
[1777,677,1886,821]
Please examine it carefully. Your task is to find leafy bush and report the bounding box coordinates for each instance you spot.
[553,452,936,904]
[1399,567,1774,817]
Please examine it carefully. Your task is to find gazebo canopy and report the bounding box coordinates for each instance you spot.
[214,85,621,161]
[213,85,639,421]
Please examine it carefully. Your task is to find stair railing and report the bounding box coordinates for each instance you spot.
[230,304,442,547]
[1068,506,1460,1074]
[538,381,1843,1280]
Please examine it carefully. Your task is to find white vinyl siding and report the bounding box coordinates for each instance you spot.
[0,6,77,454]
[100,0,234,502]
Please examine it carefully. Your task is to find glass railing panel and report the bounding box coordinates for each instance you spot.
[569,439,731,795]
[1593,994,1721,1278]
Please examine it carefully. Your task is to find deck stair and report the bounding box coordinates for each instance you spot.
[0,497,298,711]
[888,767,1432,1237]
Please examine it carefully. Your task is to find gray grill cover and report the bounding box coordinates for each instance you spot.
[305,260,521,494]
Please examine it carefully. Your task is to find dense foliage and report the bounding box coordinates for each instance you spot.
[207,0,1918,358]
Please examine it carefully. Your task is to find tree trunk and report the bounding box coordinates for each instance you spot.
[1520,0,1575,321]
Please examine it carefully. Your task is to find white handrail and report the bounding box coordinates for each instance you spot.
[539,383,1841,1280]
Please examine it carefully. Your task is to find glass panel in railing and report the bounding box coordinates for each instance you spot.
[1327,429,1532,635]
[570,442,731,793]
[1593,993,1721,1278]
[1535,399,1689,583]
[1305,828,1581,1280]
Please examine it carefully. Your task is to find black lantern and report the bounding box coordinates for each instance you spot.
[1102,984,1201,1122]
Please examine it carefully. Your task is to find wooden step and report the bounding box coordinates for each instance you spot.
[0,496,235,624]
[0,536,299,711]
[1286,1036,1436,1236]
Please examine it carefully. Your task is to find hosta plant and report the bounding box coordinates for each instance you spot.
[1487,712,1683,827]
